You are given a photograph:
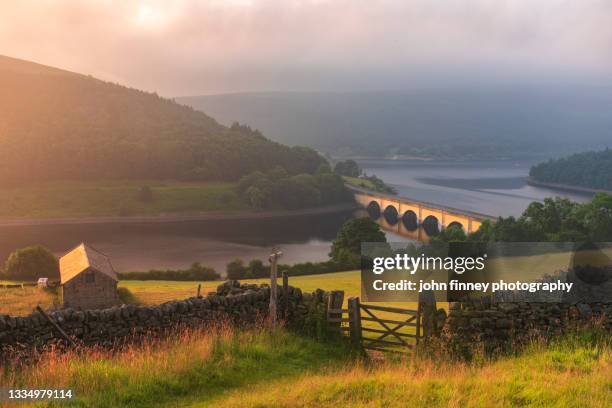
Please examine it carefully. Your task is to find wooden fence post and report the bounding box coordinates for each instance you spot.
[282,271,289,319]
[326,290,345,331]
[418,289,437,345]
[348,297,362,346]
[36,306,76,346]
[269,248,282,329]
[416,301,422,346]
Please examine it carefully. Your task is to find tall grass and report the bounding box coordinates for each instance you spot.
[2,326,610,407]
[1,325,354,407]
[215,330,611,408]
[0,285,58,316]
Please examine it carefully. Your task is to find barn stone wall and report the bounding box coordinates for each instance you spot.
[62,269,120,310]
[0,280,332,350]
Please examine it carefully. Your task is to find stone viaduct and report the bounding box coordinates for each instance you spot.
[348,185,496,241]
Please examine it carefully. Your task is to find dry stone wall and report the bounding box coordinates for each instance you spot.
[0,280,332,350]
[435,300,612,356]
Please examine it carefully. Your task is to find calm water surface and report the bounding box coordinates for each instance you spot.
[0,212,355,273]
[0,159,590,272]
[359,159,591,217]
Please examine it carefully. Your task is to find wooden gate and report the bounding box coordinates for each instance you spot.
[326,293,424,353]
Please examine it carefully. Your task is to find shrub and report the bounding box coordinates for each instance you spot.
[330,217,387,268]
[118,263,220,281]
[3,245,59,281]
[223,259,353,280]
[226,259,246,280]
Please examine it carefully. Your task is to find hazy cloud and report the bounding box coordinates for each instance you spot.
[1,0,611,95]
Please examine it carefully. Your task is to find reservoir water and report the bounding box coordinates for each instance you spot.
[0,159,591,273]
[0,211,354,274]
[358,159,590,217]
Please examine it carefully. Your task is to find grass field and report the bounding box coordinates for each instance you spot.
[0,285,58,316]
[118,271,365,305]
[343,176,376,190]
[1,272,366,315]
[0,180,247,218]
[2,326,609,407]
[3,271,420,345]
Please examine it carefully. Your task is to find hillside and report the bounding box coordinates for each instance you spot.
[530,149,612,191]
[3,328,609,407]
[0,56,323,184]
[179,89,612,159]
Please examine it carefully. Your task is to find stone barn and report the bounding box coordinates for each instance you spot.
[59,243,120,310]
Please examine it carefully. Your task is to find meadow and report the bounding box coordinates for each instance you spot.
[0,284,58,316]
[2,268,611,407]
[343,176,376,190]
[1,271,421,345]
[2,325,609,407]
[119,270,364,305]
[0,271,366,315]
[0,180,247,218]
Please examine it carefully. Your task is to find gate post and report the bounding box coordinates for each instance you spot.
[416,301,422,346]
[348,297,362,346]
[282,271,289,319]
[418,289,437,345]
[326,290,345,331]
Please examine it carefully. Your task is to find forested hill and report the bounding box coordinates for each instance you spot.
[0,56,323,183]
[530,149,612,191]
[179,90,612,159]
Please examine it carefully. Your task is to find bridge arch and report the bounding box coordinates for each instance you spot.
[402,210,418,231]
[383,205,399,225]
[422,215,440,236]
[446,221,464,232]
[366,201,381,219]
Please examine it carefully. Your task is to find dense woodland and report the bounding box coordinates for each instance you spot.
[181,89,612,159]
[0,56,324,184]
[236,164,352,210]
[530,149,612,191]
[435,193,612,243]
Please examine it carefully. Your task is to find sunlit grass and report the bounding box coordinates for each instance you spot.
[1,327,608,407]
[195,330,611,408]
[343,176,376,190]
[2,326,354,408]
[0,285,58,315]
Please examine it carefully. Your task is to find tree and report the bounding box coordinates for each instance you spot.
[334,159,361,177]
[330,217,387,267]
[248,259,267,278]
[316,163,332,174]
[245,186,268,209]
[529,149,612,190]
[584,193,612,241]
[3,245,59,280]
[237,171,269,196]
[275,175,322,209]
[315,172,351,204]
[431,224,467,243]
[226,259,246,279]
[266,166,289,181]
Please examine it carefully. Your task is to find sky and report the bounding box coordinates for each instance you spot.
[1,0,611,96]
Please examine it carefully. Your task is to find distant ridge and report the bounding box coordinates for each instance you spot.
[179,89,612,159]
[0,55,323,183]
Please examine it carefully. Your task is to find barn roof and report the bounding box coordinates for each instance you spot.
[59,243,117,284]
